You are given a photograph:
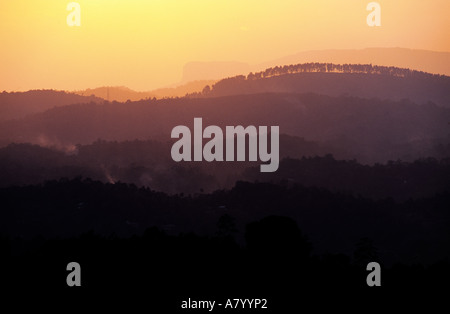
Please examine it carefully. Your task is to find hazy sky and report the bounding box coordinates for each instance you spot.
[1,0,449,91]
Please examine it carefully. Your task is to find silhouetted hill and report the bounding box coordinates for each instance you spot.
[75,86,154,102]
[150,80,217,98]
[243,156,450,201]
[258,48,450,77]
[181,48,450,83]
[199,63,450,107]
[1,93,449,164]
[0,137,326,194]
[1,142,449,199]
[0,90,103,121]
[0,178,449,266]
[74,80,216,102]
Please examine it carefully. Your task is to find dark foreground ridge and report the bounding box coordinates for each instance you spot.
[1,178,449,307]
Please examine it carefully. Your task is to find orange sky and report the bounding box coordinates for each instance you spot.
[1,0,449,91]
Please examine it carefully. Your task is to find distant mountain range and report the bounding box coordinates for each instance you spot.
[200,63,450,107]
[0,81,216,121]
[182,48,450,82]
[3,61,448,123]
[0,90,103,122]
[73,80,216,102]
[1,58,449,164]
[257,48,450,76]
[1,91,449,164]
[67,48,450,102]
[10,47,443,105]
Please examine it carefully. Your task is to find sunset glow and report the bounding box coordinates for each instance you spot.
[1,0,449,91]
